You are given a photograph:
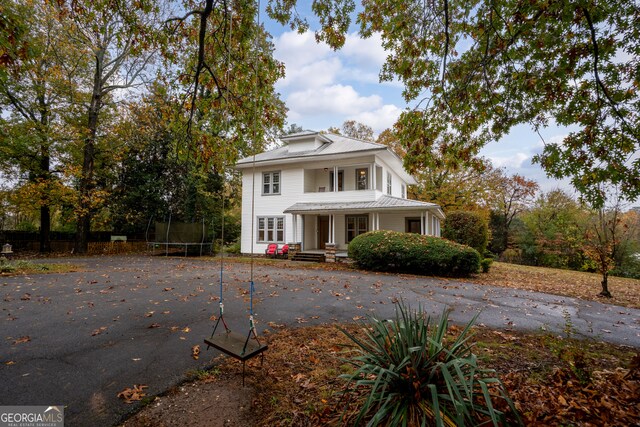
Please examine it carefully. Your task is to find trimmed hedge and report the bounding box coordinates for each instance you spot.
[348,230,481,277]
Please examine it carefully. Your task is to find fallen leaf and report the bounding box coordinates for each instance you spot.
[148,323,161,329]
[182,327,191,333]
[20,293,31,301]
[91,327,107,336]
[12,336,30,344]
[191,345,200,360]
[117,384,148,404]
[144,311,154,318]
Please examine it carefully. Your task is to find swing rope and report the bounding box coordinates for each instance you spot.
[247,0,262,341]
[207,0,266,364]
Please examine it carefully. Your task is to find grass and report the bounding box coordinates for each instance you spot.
[0,258,80,275]
[470,261,640,309]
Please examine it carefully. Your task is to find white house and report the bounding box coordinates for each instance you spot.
[235,131,444,259]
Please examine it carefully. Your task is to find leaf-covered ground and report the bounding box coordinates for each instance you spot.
[470,262,640,309]
[212,257,640,309]
[122,324,639,427]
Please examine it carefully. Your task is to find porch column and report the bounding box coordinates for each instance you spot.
[330,214,335,244]
[371,163,376,190]
[292,214,298,242]
[420,211,424,235]
[333,166,338,192]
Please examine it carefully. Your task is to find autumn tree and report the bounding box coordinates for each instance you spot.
[53,0,169,253]
[489,174,539,253]
[165,0,287,167]
[582,190,638,297]
[0,0,84,251]
[268,0,639,207]
[518,189,588,268]
[327,120,375,141]
[376,128,405,158]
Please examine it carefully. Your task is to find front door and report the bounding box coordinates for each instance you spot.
[318,216,329,249]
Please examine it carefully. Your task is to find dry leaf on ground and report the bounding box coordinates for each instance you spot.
[117,384,148,404]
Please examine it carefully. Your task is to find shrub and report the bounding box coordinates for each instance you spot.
[225,240,241,255]
[480,258,493,273]
[340,302,521,427]
[348,230,480,277]
[442,211,489,254]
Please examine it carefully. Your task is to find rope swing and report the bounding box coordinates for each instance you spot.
[204,0,267,386]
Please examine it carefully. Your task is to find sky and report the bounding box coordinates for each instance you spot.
[262,9,577,197]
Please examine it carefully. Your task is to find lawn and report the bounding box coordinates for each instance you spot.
[471,261,640,309]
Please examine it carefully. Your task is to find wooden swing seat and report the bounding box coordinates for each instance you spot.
[204,331,268,362]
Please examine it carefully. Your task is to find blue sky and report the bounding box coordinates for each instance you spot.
[262,10,577,196]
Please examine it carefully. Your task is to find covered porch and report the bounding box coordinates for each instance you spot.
[284,196,444,262]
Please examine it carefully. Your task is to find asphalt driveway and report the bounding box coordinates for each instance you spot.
[1,255,639,426]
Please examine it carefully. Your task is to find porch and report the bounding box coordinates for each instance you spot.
[284,195,444,262]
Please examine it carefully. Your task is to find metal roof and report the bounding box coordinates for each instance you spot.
[283,195,444,218]
[236,132,388,165]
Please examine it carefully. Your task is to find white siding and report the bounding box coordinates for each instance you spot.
[239,152,438,253]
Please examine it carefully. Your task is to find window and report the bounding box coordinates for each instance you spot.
[386,171,392,195]
[257,216,285,242]
[346,215,368,242]
[330,170,344,191]
[401,184,406,198]
[262,171,280,195]
[356,168,368,190]
[406,218,421,234]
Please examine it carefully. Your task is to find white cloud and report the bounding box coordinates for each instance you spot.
[489,152,529,169]
[351,104,404,133]
[341,32,388,68]
[277,57,342,89]
[286,84,382,116]
[273,31,332,68]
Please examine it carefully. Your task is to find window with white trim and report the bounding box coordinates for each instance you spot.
[346,215,368,242]
[386,171,392,195]
[356,168,368,190]
[262,171,281,195]
[257,216,285,242]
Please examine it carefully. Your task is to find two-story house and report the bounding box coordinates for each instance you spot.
[235,131,444,260]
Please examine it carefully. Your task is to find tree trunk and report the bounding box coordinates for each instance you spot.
[39,146,51,253]
[75,118,97,254]
[75,52,103,254]
[599,272,612,298]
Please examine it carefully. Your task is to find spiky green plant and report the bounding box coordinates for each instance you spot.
[340,303,521,426]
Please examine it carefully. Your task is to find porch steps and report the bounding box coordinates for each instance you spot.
[291,252,326,263]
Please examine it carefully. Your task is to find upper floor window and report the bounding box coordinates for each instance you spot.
[386,171,392,195]
[356,168,368,190]
[401,184,406,198]
[263,171,280,195]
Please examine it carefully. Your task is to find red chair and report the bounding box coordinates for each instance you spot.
[277,244,289,259]
[265,243,278,258]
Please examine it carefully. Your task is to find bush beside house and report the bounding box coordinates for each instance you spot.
[348,230,481,277]
[442,210,489,254]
